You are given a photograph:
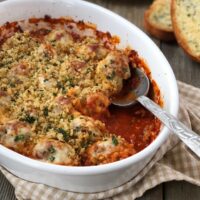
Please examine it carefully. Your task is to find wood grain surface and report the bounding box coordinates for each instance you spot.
[0,0,199,200]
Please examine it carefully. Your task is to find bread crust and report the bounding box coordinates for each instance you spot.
[144,0,175,41]
[171,0,200,63]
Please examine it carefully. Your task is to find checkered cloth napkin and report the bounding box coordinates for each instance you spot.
[0,81,200,200]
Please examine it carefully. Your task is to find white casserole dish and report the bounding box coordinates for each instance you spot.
[0,0,179,193]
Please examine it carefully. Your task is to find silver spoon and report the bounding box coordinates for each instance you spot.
[112,68,200,158]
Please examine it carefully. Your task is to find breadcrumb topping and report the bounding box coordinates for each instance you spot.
[0,17,135,166]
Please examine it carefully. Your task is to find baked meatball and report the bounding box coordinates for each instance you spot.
[32,138,79,166]
[84,136,136,165]
[0,120,31,153]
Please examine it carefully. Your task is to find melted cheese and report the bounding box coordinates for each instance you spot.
[0,18,136,166]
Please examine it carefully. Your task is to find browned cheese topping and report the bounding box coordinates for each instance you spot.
[0,17,136,166]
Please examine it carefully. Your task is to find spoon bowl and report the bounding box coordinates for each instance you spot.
[112,68,200,158]
[112,68,150,107]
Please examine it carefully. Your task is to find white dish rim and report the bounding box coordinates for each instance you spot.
[0,0,179,176]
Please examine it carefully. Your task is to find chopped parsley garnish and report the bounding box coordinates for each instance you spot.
[81,140,90,149]
[57,128,70,142]
[45,124,52,132]
[57,81,67,94]
[48,145,56,154]
[62,88,67,94]
[112,136,119,146]
[48,156,55,162]
[21,114,36,124]
[10,82,16,88]
[74,126,81,133]
[13,92,19,98]
[106,71,115,80]
[43,107,49,116]
[14,134,25,142]
[86,68,92,74]
[68,115,74,122]
[56,81,63,89]
[65,77,75,87]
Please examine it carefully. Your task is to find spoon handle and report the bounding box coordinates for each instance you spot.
[138,96,200,158]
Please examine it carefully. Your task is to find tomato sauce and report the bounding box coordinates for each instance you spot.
[100,104,161,152]
[0,16,163,154]
[99,59,162,152]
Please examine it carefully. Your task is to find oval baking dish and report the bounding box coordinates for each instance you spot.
[0,0,179,193]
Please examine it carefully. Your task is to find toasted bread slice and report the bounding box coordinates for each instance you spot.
[144,0,175,41]
[171,0,200,62]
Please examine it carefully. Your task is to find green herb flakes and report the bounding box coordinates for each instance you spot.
[14,134,25,142]
[43,107,49,116]
[106,71,115,80]
[49,156,55,162]
[112,135,119,146]
[57,128,70,142]
[48,145,56,154]
[21,114,36,124]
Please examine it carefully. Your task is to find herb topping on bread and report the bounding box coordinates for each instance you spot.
[144,0,175,41]
[171,0,200,62]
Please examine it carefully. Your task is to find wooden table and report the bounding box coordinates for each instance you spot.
[0,0,200,199]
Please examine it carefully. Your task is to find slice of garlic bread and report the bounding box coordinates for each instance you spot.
[171,0,200,62]
[144,0,175,41]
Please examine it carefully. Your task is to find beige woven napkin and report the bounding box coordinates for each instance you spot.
[0,81,200,200]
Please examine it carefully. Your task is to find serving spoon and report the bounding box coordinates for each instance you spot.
[112,68,200,158]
